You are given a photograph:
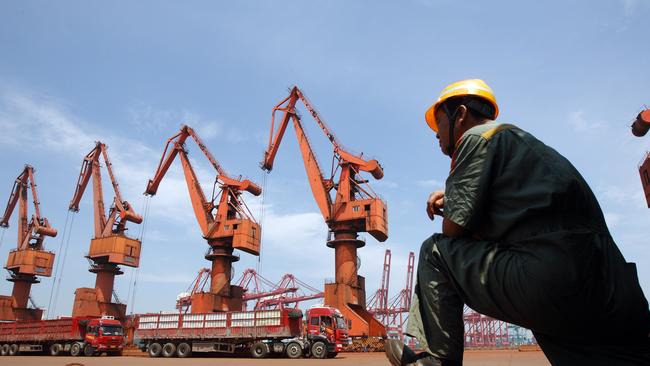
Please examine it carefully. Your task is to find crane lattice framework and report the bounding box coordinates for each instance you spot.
[368,250,415,341]
[367,249,391,324]
[146,125,262,312]
[176,267,211,313]
[236,269,324,310]
[463,306,510,349]
[0,165,57,321]
[68,142,143,320]
[261,86,388,338]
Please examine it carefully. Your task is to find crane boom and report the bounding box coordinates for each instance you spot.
[146,124,262,312]
[260,86,388,338]
[0,165,56,321]
[68,142,143,320]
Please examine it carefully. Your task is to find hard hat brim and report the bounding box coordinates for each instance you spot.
[425,103,439,133]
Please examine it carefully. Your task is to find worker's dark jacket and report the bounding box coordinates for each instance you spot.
[407,123,650,365]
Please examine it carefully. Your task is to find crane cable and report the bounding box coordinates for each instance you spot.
[128,195,151,315]
[47,210,75,319]
[0,227,5,252]
[256,171,268,275]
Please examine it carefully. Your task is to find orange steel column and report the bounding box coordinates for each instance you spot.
[207,246,235,296]
[93,264,121,303]
[10,276,35,309]
[332,232,361,287]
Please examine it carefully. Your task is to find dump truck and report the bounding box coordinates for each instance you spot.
[135,305,349,359]
[0,315,124,356]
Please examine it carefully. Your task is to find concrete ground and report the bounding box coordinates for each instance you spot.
[0,350,550,366]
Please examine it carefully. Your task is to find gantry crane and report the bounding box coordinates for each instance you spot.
[631,109,650,207]
[146,125,262,312]
[68,142,143,320]
[176,267,211,313]
[261,86,388,338]
[0,165,57,321]
[367,249,391,324]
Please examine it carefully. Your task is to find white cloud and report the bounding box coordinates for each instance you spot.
[568,110,608,133]
[415,179,444,188]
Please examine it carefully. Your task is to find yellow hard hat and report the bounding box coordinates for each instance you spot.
[425,79,499,132]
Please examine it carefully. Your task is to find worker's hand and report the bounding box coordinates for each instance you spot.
[426,190,445,220]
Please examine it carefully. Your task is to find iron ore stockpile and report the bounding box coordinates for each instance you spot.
[1,87,646,363]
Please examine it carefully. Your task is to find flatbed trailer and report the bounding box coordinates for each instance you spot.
[0,315,124,356]
[135,306,348,359]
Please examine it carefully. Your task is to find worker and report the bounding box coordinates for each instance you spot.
[385,79,650,366]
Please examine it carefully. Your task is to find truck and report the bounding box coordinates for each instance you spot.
[0,315,124,357]
[135,305,349,359]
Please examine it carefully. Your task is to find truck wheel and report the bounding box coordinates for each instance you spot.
[8,344,19,356]
[83,343,95,357]
[162,342,176,358]
[176,342,192,358]
[49,343,63,356]
[148,342,162,357]
[285,342,302,359]
[70,342,83,357]
[0,344,8,356]
[250,342,268,358]
[310,341,327,359]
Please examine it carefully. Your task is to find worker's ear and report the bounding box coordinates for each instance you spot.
[455,105,468,128]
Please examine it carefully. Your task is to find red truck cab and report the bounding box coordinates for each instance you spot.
[305,306,349,356]
[81,316,125,356]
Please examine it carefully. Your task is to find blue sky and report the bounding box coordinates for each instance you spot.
[0,1,649,318]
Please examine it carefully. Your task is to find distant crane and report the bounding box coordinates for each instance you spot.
[176,268,211,313]
[367,249,391,324]
[146,125,262,312]
[261,86,388,338]
[68,142,143,320]
[0,165,57,321]
[236,269,324,310]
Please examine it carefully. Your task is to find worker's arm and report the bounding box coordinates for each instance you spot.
[427,190,469,237]
[442,217,468,237]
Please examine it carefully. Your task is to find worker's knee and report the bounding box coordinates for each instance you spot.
[419,233,446,267]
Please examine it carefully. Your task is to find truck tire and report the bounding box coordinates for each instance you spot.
[310,341,327,359]
[285,342,302,359]
[250,342,268,358]
[49,343,63,356]
[8,344,19,356]
[70,342,83,357]
[162,342,176,358]
[176,342,192,358]
[83,343,95,357]
[0,344,9,356]
[148,342,162,357]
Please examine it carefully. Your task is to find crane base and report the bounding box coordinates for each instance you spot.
[0,295,43,321]
[71,287,127,320]
[191,286,244,313]
[324,282,386,338]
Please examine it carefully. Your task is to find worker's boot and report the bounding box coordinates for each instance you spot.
[385,339,443,366]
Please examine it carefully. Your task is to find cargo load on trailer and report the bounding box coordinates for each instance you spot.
[135,306,348,359]
[0,315,124,357]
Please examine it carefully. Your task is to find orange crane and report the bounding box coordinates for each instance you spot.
[176,267,211,313]
[146,125,262,312]
[68,142,143,320]
[261,86,388,338]
[0,165,57,321]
